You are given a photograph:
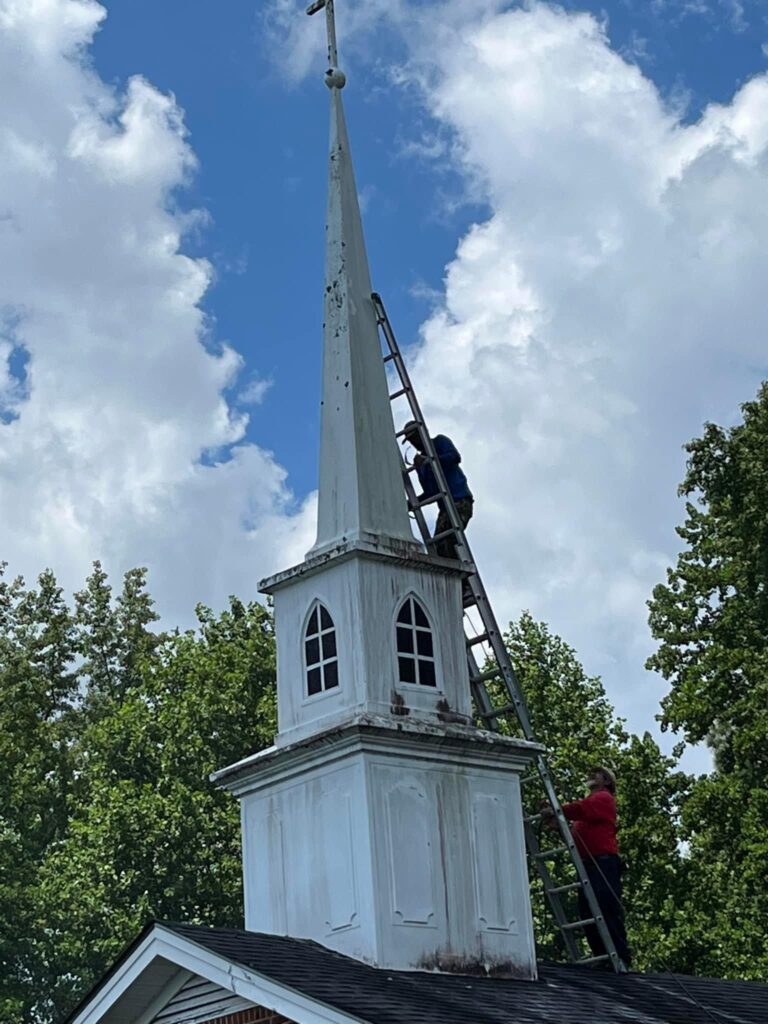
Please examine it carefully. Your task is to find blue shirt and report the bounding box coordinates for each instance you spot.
[416,435,473,502]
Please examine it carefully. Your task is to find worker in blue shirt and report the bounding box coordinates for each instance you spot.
[402,421,473,559]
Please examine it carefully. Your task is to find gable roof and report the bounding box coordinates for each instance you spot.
[68,921,767,1024]
[165,923,767,1024]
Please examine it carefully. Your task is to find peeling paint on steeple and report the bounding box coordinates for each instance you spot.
[309,76,417,556]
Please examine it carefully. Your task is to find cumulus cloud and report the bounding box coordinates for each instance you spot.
[237,376,274,407]
[264,0,500,83]
[0,0,314,623]
[395,3,768,730]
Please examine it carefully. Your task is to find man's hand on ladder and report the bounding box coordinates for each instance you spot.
[538,803,559,832]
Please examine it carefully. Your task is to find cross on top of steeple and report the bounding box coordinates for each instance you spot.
[307,0,344,86]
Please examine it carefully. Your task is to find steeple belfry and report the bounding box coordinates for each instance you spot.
[308,0,416,554]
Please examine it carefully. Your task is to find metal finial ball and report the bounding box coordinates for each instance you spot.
[325,67,346,89]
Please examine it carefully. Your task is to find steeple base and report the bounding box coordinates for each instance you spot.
[215,718,541,979]
[307,529,423,562]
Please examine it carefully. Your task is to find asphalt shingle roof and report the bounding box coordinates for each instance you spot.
[165,922,768,1024]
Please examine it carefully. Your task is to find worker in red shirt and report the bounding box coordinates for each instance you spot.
[544,766,631,967]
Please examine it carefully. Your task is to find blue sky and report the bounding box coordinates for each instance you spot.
[89,0,476,497]
[2,0,768,756]
[88,0,768,498]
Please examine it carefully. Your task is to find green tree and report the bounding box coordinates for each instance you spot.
[647,381,768,980]
[6,539,756,1019]
[74,563,164,722]
[0,567,78,1023]
[496,613,689,970]
[33,589,276,1021]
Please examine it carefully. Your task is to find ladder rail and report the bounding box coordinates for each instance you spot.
[524,820,581,962]
[373,291,626,974]
[380,319,474,563]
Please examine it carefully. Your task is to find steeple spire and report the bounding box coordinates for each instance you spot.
[307,0,416,555]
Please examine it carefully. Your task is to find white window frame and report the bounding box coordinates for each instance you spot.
[303,600,340,702]
[394,594,439,690]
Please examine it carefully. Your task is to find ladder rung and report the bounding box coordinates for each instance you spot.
[562,917,597,931]
[431,528,458,542]
[535,847,567,860]
[479,701,519,719]
[471,668,501,685]
[578,954,611,966]
[524,813,543,825]
[389,387,409,400]
[466,632,490,647]
[413,494,441,509]
[520,775,539,786]
[383,353,395,362]
[549,881,583,895]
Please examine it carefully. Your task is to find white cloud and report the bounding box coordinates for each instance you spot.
[0,0,314,623]
[237,375,274,406]
[391,2,768,739]
[262,0,504,84]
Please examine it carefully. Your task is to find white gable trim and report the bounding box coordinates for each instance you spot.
[69,925,368,1024]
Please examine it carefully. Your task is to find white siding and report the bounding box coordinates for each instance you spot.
[240,729,538,977]
[152,976,253,1024]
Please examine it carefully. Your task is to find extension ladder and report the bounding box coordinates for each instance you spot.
[372,291,627,973]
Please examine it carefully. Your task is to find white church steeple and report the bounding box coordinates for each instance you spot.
[311,29,415,554]
[213,2,540,979]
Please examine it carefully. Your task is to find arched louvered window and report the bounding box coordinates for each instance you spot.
[305,603,339,696]
[396,596,436,687]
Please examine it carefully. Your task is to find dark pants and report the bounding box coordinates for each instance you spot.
[434,498,474,558]
[577,854,631,966]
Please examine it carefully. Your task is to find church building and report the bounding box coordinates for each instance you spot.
[64,5,768,1023]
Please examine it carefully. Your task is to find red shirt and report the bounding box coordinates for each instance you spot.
[561,789,618,857]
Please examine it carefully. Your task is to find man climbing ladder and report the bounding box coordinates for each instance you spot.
[402,421,474,559]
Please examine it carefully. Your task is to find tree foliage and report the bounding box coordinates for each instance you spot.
[2,474,767,1023]
[0,563,275,1023]
[0,567,78,1022]
[647,382,768,980]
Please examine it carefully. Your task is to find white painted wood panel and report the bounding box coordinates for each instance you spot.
[244,759,367,948]
[385,780,436,927]
[232,723,538,976]
[268,549,470,746]
[472,793,518,933]
[320,790,358,932]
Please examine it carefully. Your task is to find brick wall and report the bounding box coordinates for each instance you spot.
[202,1009,295,1024]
